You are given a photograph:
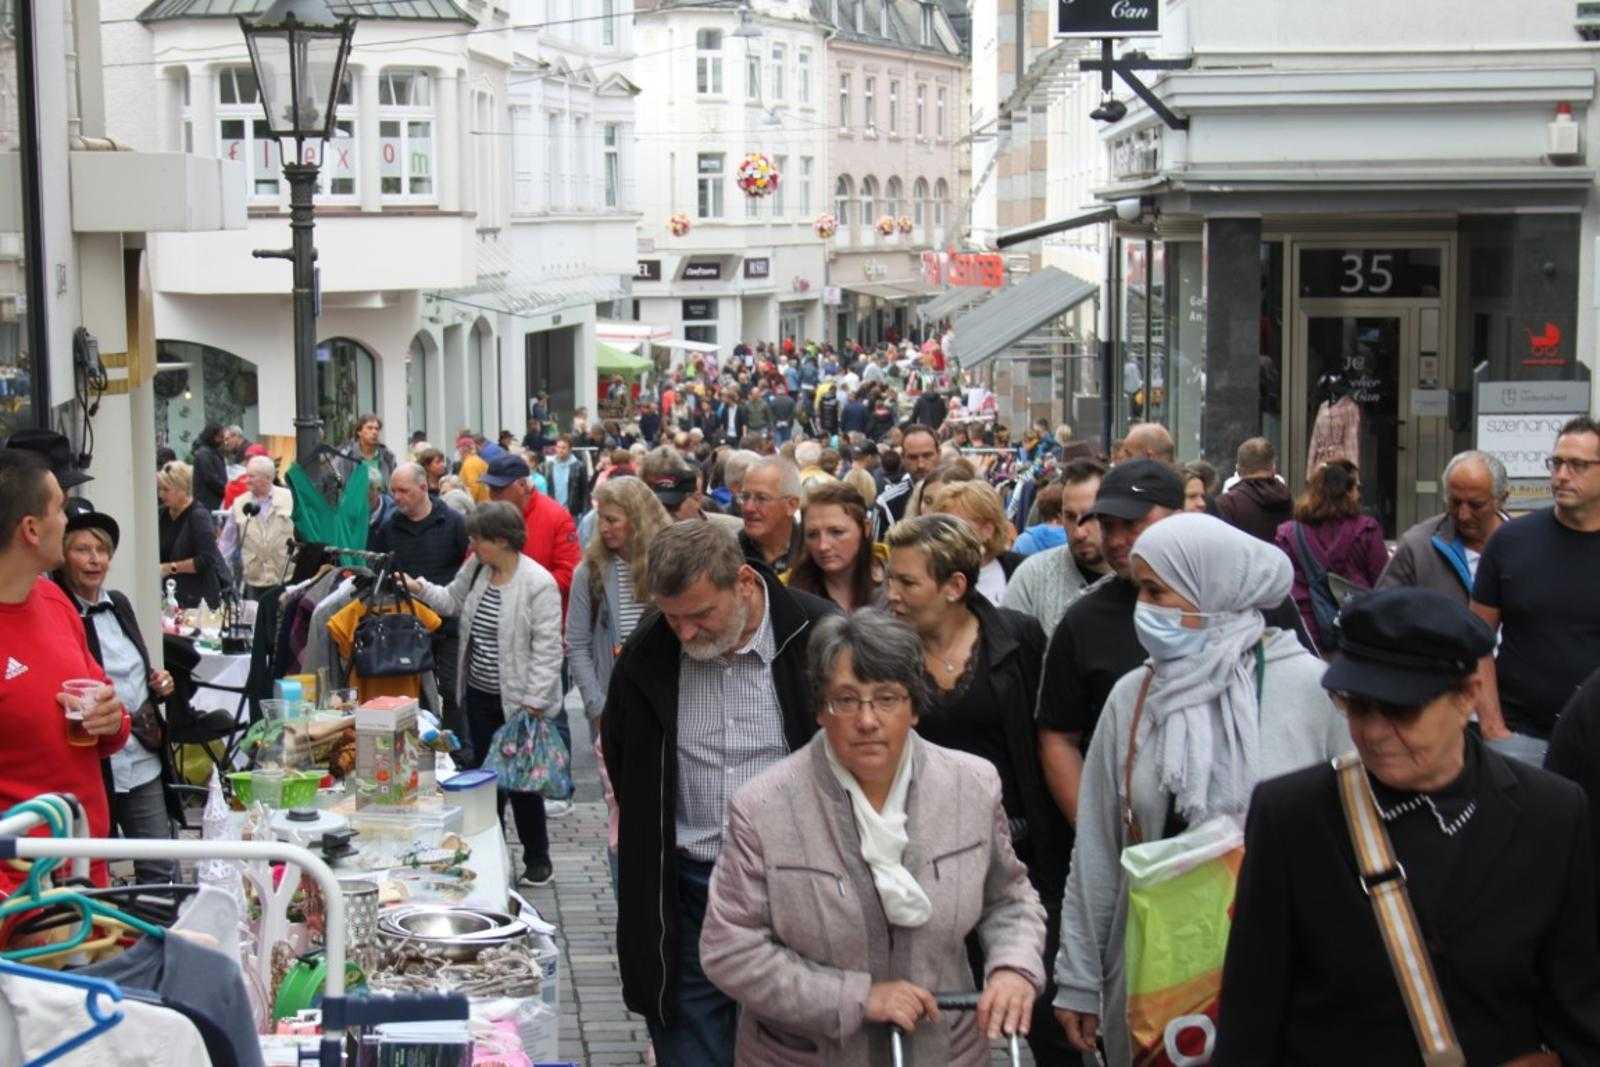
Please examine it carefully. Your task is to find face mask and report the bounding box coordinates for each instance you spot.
[1134,601,1209,661]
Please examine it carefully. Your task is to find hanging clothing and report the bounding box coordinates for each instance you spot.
[286,460,371,553]
[0,972,212,1067]
[1307,395,1361,472]
[326,596,444,702]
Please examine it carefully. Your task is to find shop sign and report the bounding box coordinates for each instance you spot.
[1055,0,1160,39]
[683,261,722,280]
[1109,127,1162,181]
[1523,321,1568,367]
[744,258,771,279]
[1298,248,1442,299]
[683,298,717,320]
[921,251,1005,288]
[863,260,890,281]
[823,286,843,306]
[635,259,662,282]
[1475,380,1588,480]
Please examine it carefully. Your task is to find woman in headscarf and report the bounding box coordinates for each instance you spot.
[1052,513,1348,1066]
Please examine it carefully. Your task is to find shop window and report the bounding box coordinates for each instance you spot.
[216,67,282,200]
[315,337,378,446]
[1165,241,1205,462]
[154,342,261,457]
[1119,240,1166,438]
[378,69,435,201]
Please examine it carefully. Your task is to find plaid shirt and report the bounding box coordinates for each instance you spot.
[674,596,787,863]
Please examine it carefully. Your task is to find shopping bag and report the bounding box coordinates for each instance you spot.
[482,712,572,800]
[1122,815,1244,1067]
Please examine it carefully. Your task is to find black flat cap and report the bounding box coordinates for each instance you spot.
[4,429,92,489]
[1322,588,1496,708]
[1083,459,1184,521]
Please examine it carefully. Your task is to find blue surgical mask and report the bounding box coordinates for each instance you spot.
[1134,601,1209,661]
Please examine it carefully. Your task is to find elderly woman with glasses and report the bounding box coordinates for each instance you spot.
[1216,588,1600,1064]
[699,609,1045,1066]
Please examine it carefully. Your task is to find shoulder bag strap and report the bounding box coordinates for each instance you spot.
[1332,754,1466,1067]
[1122,667,1157,845]
[1290,521,1330,587]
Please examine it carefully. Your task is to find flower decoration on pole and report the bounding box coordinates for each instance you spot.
[896,214,914,235]
[875,214,897,237]
[736,153,781,198]
[668,212,692,237]
[813,212,838,239]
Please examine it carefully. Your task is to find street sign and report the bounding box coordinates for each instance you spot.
[1056,0,1159,39]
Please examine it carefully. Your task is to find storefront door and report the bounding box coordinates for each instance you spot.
[1291,302,1450,537]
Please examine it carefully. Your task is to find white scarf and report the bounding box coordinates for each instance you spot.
[823,737,932,928]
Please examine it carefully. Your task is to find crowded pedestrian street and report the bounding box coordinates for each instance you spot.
[8,0,1600,1065]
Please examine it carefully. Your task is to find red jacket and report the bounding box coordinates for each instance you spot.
[0,579,131,889]
[520,489,580,613]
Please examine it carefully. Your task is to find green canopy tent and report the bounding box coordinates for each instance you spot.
[596,341,654,378]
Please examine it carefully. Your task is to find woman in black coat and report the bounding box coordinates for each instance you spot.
[883,514,1073,1063]
[190,422,229,512]
[157,459,230,608]
[1215,588,1600,1066]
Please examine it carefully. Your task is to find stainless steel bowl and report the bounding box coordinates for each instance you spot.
[376,905,531,961]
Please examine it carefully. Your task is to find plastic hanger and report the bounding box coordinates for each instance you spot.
[0,958,123,1067]
[0,885,167,964]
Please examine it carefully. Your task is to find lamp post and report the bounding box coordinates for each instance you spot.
[239,0,356,469]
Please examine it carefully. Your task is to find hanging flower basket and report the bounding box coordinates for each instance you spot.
[813,212,838,239]
[736,153,781,197]
[875,214,897,236]
[896,214,914,235]
[668,212,692,237]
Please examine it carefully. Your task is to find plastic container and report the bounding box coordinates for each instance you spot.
[230,769,322,808]
[440,769,498,835]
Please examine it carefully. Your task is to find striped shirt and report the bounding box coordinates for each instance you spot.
[467,582,503,692]
[613,558,647,642]
[674,595,786,862]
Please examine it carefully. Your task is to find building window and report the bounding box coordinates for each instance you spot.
[697,153,724,218]
[546,112,561,207]
[913,176,929,234]
[915,84,925,136]
[746,47,761,100]
[602,0,617,46]
[854,0,864,32]
[216,67,281,200]
[696,29,723,94]
[834,174,853,227]
[936,88,947,137]
[934,177,948,230]
[839,73,851,127]
[315,337,378,447]
[885,176,903,219]
[773,154,787,215]
[604,123,621,208]
[474,90,496,222]
[880,0,890,33]
[378,69,435,200]
[797,49,811,104]
[310,74,357,199]
[769,42,785,100]
[800,156,813,212]
[864,77,875,129]
[888,80,899,132]
[571,115,587,208]
[860,175,878,228]
[920,1,933,44]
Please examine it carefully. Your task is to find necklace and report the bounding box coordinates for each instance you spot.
[1378,793,1478,837]
[927,615,974,674]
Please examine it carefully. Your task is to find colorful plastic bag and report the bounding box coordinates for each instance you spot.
[482,712,572,800]
[1122,815,1244,1067]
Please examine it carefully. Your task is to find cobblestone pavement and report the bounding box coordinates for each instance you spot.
[510,700,1036,1066]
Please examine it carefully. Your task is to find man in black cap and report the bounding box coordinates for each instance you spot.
[640,446,743,533]
[1034,460,1312,824]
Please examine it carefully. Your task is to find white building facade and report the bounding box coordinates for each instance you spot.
[630,0,830,354]
[1030,0,1600,536]
[825,0,966,347]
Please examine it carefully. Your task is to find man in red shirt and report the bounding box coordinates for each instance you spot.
[481,452,579,607]
[0,449,130,886]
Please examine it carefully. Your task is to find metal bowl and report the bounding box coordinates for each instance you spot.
[377,905,530,961]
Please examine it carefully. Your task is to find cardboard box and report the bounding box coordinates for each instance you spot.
[354,699,419,808]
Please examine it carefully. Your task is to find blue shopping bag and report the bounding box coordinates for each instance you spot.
[482,712,572,800]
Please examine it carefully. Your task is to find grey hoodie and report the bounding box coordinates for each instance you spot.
[1052,626,1349,1067]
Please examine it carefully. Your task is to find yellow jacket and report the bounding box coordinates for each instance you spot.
[460,454,490,503]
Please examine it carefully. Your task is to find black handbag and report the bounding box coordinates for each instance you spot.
[352,579,435,678]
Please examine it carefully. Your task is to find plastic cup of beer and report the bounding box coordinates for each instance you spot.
[61,678,109,747]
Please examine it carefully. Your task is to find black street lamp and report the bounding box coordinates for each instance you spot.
[238,0,357,469]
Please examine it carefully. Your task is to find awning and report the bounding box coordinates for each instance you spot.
[658,339,721,354]
[948,267,1099,368]
[918,286,991,324]
[840,278,944,301]
[432,236,626,317]
[597,342,654,377]
[996,205,1118,249]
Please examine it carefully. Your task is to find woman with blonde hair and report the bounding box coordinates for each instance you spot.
[785,481,888,612]
[567,475,671,890]
[157,460,230,607]
[925,479,1023,604]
